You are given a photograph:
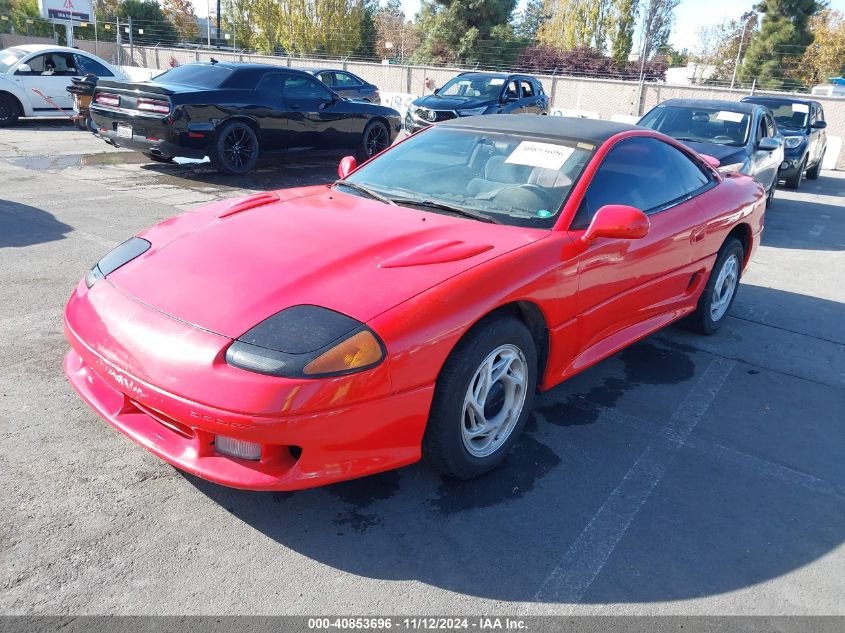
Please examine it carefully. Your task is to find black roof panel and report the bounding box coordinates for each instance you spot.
[437,114,640,143]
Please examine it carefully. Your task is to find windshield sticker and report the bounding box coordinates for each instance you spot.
[792,103,809,113]
[505,141,575,170]
[489,78,505,85]
[537,210,552,218]
[716,110,744,122]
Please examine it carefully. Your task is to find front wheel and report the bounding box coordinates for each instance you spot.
[688,238,744,335]
[424,315,537,479]
[806,152,824,180]
[784,158,805,189]
[0,93,21,127]
[209,120,260,175]
[356,120,390,162]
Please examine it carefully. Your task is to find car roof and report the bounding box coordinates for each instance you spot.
[742,95,823,107]
[13,44,77,54]
[437,114,639,143]
[456,71,539,81]
[656,98,759,114]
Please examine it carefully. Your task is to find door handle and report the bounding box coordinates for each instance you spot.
[691,227,706,244]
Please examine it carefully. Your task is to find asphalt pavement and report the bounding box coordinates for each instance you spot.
[1,121,843,616]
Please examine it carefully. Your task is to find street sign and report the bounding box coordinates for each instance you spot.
[39,0,92,23]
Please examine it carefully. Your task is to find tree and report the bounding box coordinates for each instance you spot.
[795,9,845,87]
[517,43,668,80]
[116,0,179,45]
[639,0,680,61]
[738,0,821,90]
[8,0,53,38]
[375,0,417,61]
[538,0,614,52]
[513,0,546,40]
[350,0,378,59]
[412,0,518,66]
[161,0,198,41]
[609,0,639,64]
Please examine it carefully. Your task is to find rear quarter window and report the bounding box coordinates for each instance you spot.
[152,64,234,88]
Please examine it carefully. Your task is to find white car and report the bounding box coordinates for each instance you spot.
[0,44,126,126]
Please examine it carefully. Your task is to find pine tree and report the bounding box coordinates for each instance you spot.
[609,0,639,64]
[738,0,821,89]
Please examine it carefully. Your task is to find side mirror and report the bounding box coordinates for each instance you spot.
[758,137,780,152]
[337,155,357,179]
[812,120,827,129]
[433,87,440,95]
[582,205,650,244]
[700,154,721,169]
[15,63,32,75]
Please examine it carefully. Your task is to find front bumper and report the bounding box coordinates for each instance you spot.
[404,112,431,134]
[63,281,433,490]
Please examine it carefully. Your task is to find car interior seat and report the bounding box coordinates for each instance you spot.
[467,155,532,197]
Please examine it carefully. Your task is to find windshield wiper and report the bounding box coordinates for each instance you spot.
[393,198,500,224]
[334,180,397,206]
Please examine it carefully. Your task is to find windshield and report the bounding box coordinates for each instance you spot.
[749,100,808,130]
[151,64,233,88]
[0,48,27,74]
[639,106,751,147]
[439,76,506,99]
[338,126,595,228]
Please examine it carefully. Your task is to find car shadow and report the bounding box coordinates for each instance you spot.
[185,285,845,605]
[0,200,73,248]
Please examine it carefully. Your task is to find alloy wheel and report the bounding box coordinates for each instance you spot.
[710,253,739,322]
[222,126,256,170]
[461,344,528,458]
[365,124,389,157]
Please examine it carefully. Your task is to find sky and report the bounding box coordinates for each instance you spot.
[191,0,845,51]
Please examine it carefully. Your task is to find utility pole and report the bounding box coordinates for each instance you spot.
[206,0,211,47]
[730,11,755,90]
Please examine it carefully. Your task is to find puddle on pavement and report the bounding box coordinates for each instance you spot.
[7,152,206,170]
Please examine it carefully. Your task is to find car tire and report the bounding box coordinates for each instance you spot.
[806,152,823,180]
[0,93,21,127]
[766,181,775,207]
[423,315,537,480]
[209,120,260,175]
[356,120,390,162]
[688,238,744,335]
[784,157,805,189]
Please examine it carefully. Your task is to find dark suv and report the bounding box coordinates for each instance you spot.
[741,96,827,189]
[404,72,549,133]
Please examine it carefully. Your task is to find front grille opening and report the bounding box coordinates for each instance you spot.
[133,401,195,439]
[289,446,302,459]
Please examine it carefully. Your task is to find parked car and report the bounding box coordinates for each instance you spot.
[638,99,783,206]
[0,44,125,127]
[89,62,401,175]
[64,115,765,490]
[302,68,380,103]
[741,96,827,189]
[404,72,549,134]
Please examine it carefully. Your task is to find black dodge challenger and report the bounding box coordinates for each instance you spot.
[89,61,402,175]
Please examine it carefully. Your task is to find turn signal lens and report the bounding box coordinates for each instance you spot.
[303,330,383,376]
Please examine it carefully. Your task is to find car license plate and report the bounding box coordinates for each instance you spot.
[116,124,133,139]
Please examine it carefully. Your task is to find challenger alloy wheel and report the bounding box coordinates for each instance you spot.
[357,121,390,161]
[424,315,537,479]
[210,120,259,175]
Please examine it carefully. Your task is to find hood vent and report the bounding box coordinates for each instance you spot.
[218,192,280,218]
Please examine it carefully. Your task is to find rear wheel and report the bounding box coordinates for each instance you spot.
[356,120,390,161]
[0,93,21,127]
[688,238,744,335]
[209,120,260,175]
[806,151,824,180]
[784,157,805,189]
[424,315,537,479]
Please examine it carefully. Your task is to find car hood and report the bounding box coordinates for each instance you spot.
[678,140,747,164]
[107,187,545,338]
[412,94,495,111]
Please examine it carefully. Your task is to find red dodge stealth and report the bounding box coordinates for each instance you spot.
[64,115,765,490]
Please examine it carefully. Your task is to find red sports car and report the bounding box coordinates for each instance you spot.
[64,116,765,490]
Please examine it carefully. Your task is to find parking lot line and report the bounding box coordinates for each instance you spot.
[525,358,735,612]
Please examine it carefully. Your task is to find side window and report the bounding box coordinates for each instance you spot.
[572,138,700,229]
[44,53,77,76]
[333,72,360,88]
[74,54,113,77]
[535,81,544,96]
[284,76,334,103]
[520,80,534,98]
[504,80,519,100]
[755,116,767,143]
[257,72,286,95]
[667,144,711,194]
[764,113,775,137]
[16,54,47,75]
[316,71,333,86]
